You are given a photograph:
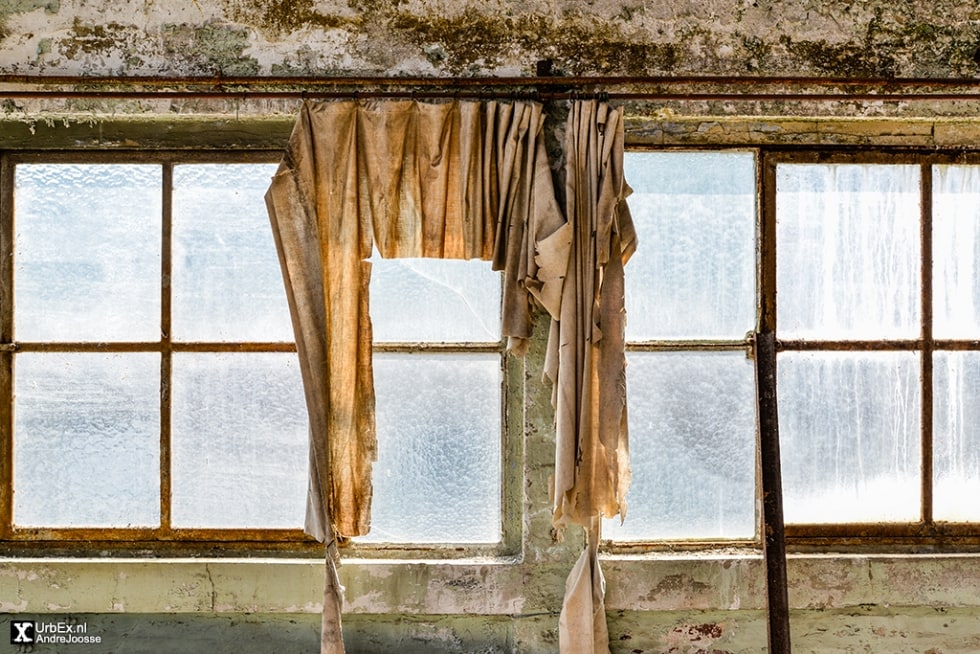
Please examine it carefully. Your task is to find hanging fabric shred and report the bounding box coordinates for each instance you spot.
[265,97,634,654]
[550,99,636,653]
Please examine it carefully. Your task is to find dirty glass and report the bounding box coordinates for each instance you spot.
[933,165,980,339]
[14,164,162,342]
[362,353,502,543]
[778,352,921,524]
[604,352,756,540]
[777,164,920,340]
[623,152,756,340]
[13,353,160,527]
[370,256,501,342]
[171,353,308,528]
[172,164,293,342]
[933,352,980,522]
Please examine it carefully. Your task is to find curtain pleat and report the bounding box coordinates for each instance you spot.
[267,98,633,654]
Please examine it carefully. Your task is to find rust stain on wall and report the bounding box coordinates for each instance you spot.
[222,0,349,34]
[160,21,260,76]
[62,19,131,59]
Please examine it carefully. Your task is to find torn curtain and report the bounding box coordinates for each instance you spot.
[265,98,633,654]
[551,100,636,653]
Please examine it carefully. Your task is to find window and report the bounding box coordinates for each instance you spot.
[10,146,978,554]
[0,152,509,554]
[605,151,759,543]
[1,154,310,551]
[773,153,980,539]
[360,257,505,546]
[610,149,980,547]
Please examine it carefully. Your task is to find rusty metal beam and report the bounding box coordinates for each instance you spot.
[0,73,980,101]
[1,73,980,88]
[756,330,792,654]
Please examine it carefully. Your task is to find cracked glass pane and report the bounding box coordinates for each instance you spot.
[14,164,162,342]
[361,352,502,543]
[369,257,500,343]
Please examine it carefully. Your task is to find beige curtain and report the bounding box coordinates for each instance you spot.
[265,98,633,654]
[551,100,636,653]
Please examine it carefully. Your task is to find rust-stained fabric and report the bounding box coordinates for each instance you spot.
[551,100,636,653]
[266,98,633,654]
[265,98,565,654]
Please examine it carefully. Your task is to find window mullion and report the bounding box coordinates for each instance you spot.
[921,161,934,526]
[160,162,173,535]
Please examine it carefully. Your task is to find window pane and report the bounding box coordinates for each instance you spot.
[624,152,756,340]
[361,353,501,543]
[369,257,500,342]
[13,353,160,527]
[172,164,293,342]
[14,164,162,342]
[777,164,920,340]
[171,353,308,528]
[933,165,980,339]
[933,352,980,522]
[604,352,756,541]
[779,352,921,523]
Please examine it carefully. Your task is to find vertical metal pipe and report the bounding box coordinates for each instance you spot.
[756,330,792,654]
[757,151,791,653]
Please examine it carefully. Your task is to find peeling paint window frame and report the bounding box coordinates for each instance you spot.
[611,144,980,552]
[767,149,980,548]
[0,148,520,559]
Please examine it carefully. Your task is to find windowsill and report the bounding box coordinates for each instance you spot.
[4,552,980,615]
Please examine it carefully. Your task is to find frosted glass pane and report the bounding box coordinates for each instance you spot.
[777,164,920,339]
[172,164,293,342]
[624,152,756,340]
[933,352,980,521]
[370,257,500,342]
[604,352,756,541]
[13,353,160,527]
[361,353,502,543]
[171,353,308,528]
[779,352,921,523]
[14,164,162,342]
[934,165,980,339]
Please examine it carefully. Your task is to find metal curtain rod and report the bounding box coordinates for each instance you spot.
[3,73,980,87]
[1,74,980,101]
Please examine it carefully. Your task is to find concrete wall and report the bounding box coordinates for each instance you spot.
[0,0,978,78]
[2,1,980,653]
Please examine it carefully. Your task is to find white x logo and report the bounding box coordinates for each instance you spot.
[11,621,33,643]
